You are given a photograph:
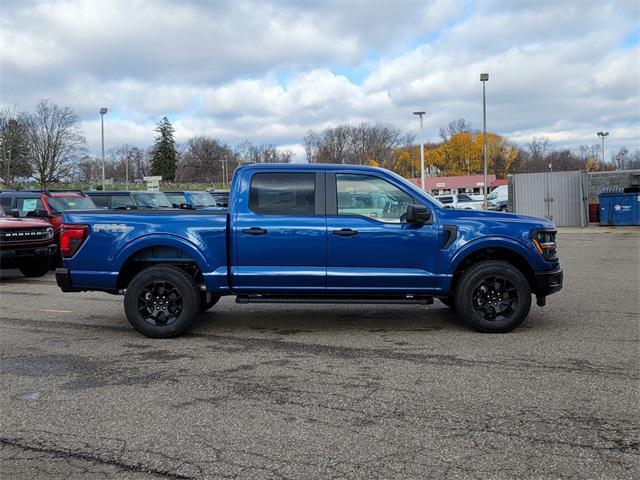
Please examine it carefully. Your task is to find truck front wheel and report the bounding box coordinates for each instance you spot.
[454,260,531,333]
[124,265,201,338]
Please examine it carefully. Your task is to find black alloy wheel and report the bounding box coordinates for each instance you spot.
[454,260,531,333]
[471,275,518,322]
[124,265,200,338]
[137,280,184,326]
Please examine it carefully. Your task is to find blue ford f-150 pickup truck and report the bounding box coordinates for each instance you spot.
[56,164,562,338]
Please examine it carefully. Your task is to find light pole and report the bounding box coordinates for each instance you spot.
[597,131,609,171]
[413,111,426,190]
[480,73,489,209]
[99,107,108,189]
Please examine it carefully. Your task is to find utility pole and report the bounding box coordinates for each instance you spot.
[100,107,108,189]
[480,73,489,210]
[413,111,426,190]
[597,131,609,171]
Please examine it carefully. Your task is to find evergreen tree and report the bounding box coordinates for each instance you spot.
[150,117,177,181]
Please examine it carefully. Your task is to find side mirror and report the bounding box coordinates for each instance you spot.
[34,208,50,218]
[10,208,20,218]
[179,203,194,210]
[406,204,431,224]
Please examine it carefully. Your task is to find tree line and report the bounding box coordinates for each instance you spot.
[304,118,640,178]
[0,103,294,187]
[2,101,639,188]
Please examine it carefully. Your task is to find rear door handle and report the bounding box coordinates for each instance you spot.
[242,227,268,236]
[332,228,358,237]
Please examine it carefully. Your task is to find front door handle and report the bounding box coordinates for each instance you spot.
[243,227,268,236]
[333,228,358,237]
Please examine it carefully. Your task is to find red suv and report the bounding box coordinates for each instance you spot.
[0,205,56,277]
[0,190,96,264]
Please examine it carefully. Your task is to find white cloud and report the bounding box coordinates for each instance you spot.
[1,0,638,160]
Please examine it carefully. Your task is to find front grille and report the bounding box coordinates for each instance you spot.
[0,227,53,243]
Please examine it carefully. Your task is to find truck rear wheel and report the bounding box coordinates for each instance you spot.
[124,265,201,338]
[454,260,531,333]
[19,258,51,278]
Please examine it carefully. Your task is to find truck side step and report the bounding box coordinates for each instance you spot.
[235,294,434,305]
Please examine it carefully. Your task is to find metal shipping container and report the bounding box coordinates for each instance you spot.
[509,171,588,227]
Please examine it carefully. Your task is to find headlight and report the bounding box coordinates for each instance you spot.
[532,229,557,261]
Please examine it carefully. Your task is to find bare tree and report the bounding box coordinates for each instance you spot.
[439,118,473,142]
[25,100,86,186]
[305,122,406,168]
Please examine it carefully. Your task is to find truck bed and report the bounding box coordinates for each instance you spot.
[62,209,229,293]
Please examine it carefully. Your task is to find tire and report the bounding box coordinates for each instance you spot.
[500,206,507,212]
[454,260,531,333]
[19,258,51,278]
[200,292,220,312]
[124,265,201,338]
[438,296,456,310]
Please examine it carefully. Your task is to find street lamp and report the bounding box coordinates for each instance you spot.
[413,111,426,190]
[597,131,609,171]
[480,73,489,209]
[99,107,108,189]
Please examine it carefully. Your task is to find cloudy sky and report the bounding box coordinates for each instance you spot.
[1,0,639,160]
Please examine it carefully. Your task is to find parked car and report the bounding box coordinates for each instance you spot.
[434,193,484,210]
[56,164,562,338]
[86,191,174,209]
[487,185,509,212]
[0,189,95,264]
[207,190,230,208]
[163,191,220,209]
[0,205,56,277]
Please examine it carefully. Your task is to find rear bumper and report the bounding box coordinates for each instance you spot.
[55,267,74,291]
[55,267,118,294]
[533,266,563,296]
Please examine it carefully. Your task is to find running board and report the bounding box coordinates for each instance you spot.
[235,294,434,305]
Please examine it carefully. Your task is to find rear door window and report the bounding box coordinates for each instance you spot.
[110,195,135,209]
[90,196,109,208]
[249,173,315,215]
[0,196,12,210]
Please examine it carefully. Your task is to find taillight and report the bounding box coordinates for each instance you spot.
[60,224,88,258]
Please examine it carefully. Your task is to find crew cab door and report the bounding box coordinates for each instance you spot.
[232,171,326,291]
[326,172,438,291]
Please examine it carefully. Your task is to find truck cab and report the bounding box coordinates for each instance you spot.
[56,164,562,338]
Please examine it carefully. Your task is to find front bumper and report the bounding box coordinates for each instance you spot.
[533,266,563,296]
[0,243,56,258]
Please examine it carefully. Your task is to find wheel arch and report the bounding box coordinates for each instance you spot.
[449,241,536,295]
[115,236,209,290]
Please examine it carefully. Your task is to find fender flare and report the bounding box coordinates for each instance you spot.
[448,236,535,272]
[113,234,212,273]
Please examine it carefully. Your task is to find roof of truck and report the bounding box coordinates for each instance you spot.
[237,163,384,172]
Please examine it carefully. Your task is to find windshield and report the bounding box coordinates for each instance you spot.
[132,192,173,208]
[189,192,217,207]
[487,185,508,200]
[0,205,5,216]
[47,196,96,213]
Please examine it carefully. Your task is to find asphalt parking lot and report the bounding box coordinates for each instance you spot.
[1,228,639,479]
